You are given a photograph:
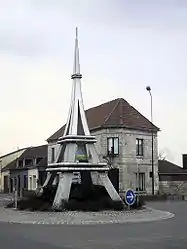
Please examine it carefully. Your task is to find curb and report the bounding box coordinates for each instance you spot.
[0,207,175,225]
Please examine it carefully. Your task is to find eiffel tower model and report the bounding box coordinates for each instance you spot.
[44,28,122,210]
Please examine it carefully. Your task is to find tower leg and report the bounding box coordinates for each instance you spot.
[52,172,73,210]
[43,172,56,187]
[99,172,122,202]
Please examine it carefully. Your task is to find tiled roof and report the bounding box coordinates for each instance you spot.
[47,98,159,142]
[2,145,47,171]
[37,157,47,167]
[19,145,47,159]
[0,147,28,159]
[158,160,187,174]
[2,159,17,172]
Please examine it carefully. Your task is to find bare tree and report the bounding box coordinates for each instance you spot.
[158,151,166,160]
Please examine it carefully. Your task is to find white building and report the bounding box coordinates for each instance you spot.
[47,98,159,194]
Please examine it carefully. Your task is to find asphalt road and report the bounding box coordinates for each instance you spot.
[0,200,186,249]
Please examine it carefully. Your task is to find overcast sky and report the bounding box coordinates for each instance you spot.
[0,0,187,165]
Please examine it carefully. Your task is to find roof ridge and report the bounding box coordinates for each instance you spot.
[85,98,121,112]
[119,98,123,125]
[103,98,121,125]
[128,102,159,131]
[159,160,185,169]
[0,147,30,159]
[161,160,183,168]
[29,144,47,149]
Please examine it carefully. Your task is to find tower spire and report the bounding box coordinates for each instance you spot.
[72,27,82,79]
[64,27,89,136]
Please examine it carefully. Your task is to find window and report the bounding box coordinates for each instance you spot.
[107,137,119,156]
[136,172,145,191]
[25,159,33,166]
[14,177,17,189]
[36,157,43,165]
[18,160,23,168]
[29,176,32,190]
[136,138,144,156]
[10,178,13,192]
[17,175,20,190]
[51,148,55,163]
[23,175,27,189]
[33,175,37,190]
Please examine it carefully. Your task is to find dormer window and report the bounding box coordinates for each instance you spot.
[18,160,23,168]
[36,157,43,165]
[25,159,33,166]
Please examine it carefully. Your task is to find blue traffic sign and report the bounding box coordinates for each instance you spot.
[125,189,136,206]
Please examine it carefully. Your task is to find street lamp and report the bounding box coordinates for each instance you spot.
[146,86,154,195]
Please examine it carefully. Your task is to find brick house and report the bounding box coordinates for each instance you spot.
[47,98,159,194]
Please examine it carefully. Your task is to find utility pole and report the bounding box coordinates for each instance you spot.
[146,86,154,195]
[0,160,2,192]
[136,160,140,205]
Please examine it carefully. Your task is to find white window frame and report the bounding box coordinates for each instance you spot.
[51,147,55,163]
[107,137,119,156]
[32,175,37,190]
[29,176,32,190]
[136,172,145,191]
[136,138,144,157]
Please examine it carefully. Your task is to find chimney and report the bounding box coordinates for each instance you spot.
[182,154,187,169]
